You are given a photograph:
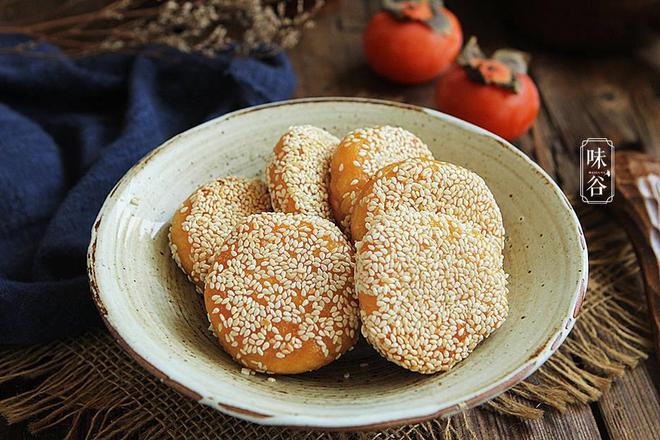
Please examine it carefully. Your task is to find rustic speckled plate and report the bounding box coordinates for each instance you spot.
[88,98,588,429]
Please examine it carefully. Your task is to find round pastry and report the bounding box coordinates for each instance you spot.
[169,177,271,290]
[328,126,432,233]
[266,125,339,220]
[351,157,505,246]
[205,212,359,374]
[356,210,508,374]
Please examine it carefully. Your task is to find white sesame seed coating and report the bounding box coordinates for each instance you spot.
[205,212,359,374]
[356,210,508,374]
[266,125,339,220]
[328,126,432,234]
[351,158,505,247]
[169,177,271,289]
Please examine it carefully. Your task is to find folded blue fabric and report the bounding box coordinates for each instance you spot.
[0,35,296,345]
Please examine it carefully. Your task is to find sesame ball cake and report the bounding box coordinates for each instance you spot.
[328,126,432,234]
[355,210,508,374]
[266,125,339,220]
[204,212,359,374]
[351,158,505,246]
[169,177,271,291]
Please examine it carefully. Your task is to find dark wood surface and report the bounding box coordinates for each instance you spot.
[2,0,660,438]
[614,151,660,363]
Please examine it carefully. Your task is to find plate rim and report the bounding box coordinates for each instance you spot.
[87,97,589,429]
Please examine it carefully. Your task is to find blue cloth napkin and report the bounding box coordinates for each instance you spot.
[0,36,296,345]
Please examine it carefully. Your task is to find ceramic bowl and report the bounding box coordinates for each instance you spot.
[88,98,588,429]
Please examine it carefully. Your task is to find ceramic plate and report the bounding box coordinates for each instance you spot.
[88,98,588,429]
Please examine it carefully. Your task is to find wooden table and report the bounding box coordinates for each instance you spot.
[2,0,659,438]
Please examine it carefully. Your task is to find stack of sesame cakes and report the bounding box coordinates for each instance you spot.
[169,125,508,375]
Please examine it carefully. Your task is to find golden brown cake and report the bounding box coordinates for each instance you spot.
[266,125,339,220]
[169,177,271,290]
[351,157,504,246]
[328,126,432,234]
[356,210,508,374]
[205,212,359,374]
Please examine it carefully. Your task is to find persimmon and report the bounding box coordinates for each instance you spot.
[363,0,463,85]
[434,37,540,140]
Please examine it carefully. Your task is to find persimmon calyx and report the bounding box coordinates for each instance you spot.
[458,36,530,93]
[382,0,452,35]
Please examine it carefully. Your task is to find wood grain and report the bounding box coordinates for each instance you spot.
[455,405,601,440]
[528,77,660,440]
[629,75,660,158]
[614,151,660,363]
[528,45,660,440]
[596,359,660,440]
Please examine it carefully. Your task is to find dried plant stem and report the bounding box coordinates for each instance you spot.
[0,0,325,56]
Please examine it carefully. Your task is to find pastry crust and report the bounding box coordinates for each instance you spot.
[205,212,359,374]
[266,125,339,220]
[328,126,432,235]
[351,157,505,246]
[169,177,271,290]
[356,210,508,374]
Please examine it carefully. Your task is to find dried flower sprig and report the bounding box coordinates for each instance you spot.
[0,0,325,57]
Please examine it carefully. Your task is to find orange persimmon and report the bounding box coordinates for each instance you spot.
[435,37,540,140]
[363,1,462,85]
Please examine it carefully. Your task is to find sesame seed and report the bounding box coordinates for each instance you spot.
[266,126,338,220]
[169,177,271,289]
[328,126,432,233]
[355,210,508,374]
[351,158,505,247]
[205,212,359,374]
